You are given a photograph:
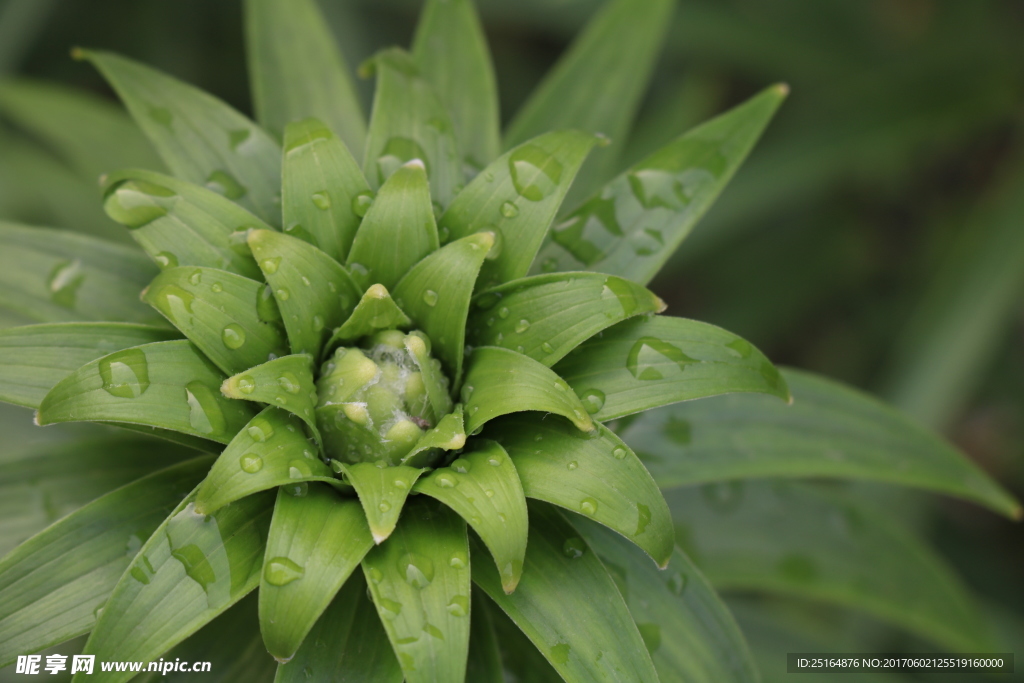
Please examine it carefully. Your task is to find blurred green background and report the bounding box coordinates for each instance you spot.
[1,0,1021,680]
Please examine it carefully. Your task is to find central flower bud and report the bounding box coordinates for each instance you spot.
[316,330,448,465]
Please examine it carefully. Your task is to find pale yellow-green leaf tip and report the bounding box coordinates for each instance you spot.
[366,283,389,299]
[371,525,393,545]
[774,82,790,97]
[70,46,87,62]
[404,158,426,171]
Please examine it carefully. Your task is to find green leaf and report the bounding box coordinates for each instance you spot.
[534,85,787,284]
[466,592,503,683]
[281,119,370,264]
[555,316,790,421]
[0,79,163,180]
[0,129,126,243]
[504,0,674,201]
[414,440,528,593]
[259,485,374,661]
[80,50,282,225]
[75,488,274,683]
[402,406,466,468]
[393,232,494,380]
[473,501,658,682]
[245,0,366,157]
[361,48,461,207]
[195,407,335,515]
[489,415,673,567]
[0,457,210,668]
[468,272,665,367]
[411,0,500,170]
[617,368,1022,519]
[0,323,180,409]
[38,340,256,444]
[339,462,426,544]
[346,159,439,290]
[439,131,598,289]
[102,169,273,279]
[275,571,402,683]
[0,434,194,557]
[362,498,471,683]
[666,481,995,652]
[133,594,276,683]
[143,267,288,376]
[249,229,360,357]
[222,354,320,443]
[0,221,162,325]
[461,346,594,434]
[485,596,562,683]
[882,163,1024,428]
[576,519,760,683]
[327,284,412,349]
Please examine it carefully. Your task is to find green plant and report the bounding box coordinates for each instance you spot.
[0,0,1019,681]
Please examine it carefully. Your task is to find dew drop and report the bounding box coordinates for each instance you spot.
[498,307,510,319]
[264,557,304,586]
[667,572,687,595]
[541,342,555,354]
[436,473,458,488]
[451,459,472,474]
[567,461,578,471]
[185,381,227,436]
[515,319,531,334]
[205,170,247,200]
[311,192,331,210]
[579,388,605,414]
[562,537,586,559]
[261,257,281,274]
[289,459,313,479]
[188,270,202,286]
[397,553,435,589]
[222,323,246,349]
[378,597,402,619]
[446,595,469,617]
[487,454,502,467]
[276,288,290,301]
[351,191,374,217]
[235,375,256,394]
[367,567,383,584]
[246,417,275,442]
[256,284,282,323]
[278,371,302,394]
[500,201,519,218]
[613,447,627,460]
[449,552,468,569]
[379,501,392,512]
[508,145,563,201]
[422,289,439,307]
[580,498,599,516]
[99,348,150,399]
[154,251,178,269]
[239,454,263,473]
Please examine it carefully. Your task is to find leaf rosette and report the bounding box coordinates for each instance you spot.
[0,0,1017,681]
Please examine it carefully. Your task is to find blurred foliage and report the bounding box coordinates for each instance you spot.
[1,0,1021,673]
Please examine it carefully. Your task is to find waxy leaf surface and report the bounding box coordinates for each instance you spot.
[246,0,366,156]
[362,499,471,683]
[259,486,374,661]
[468,272,664,367]
[281,118,370,263]
[491,414,673,567]
[618,368,1021,518]
[555,316,789,421]
[0,222,161,325]
[0,323,179,409]
[38,340,255,444]
[83,50,282,224]
[143,267,287,376]
[74,488,274,683]
[414,440,528,592]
